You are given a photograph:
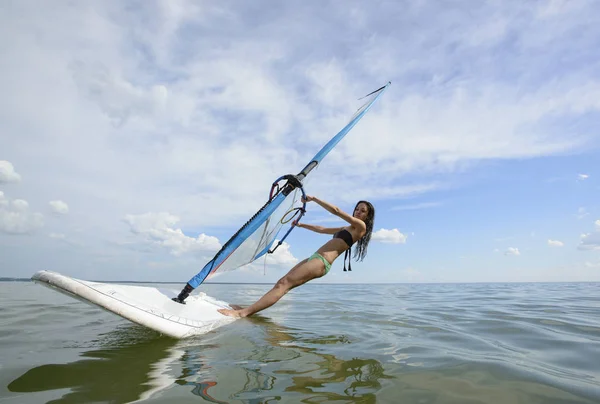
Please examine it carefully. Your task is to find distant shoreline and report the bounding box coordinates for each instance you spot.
[0,278,271,285]
[2,278,598,285]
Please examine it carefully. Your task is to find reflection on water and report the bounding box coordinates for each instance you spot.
[257,316,393,402]
[171,315,393,403]
[7,315,392,403]
[173,344,229,404]
[7,325,178,403]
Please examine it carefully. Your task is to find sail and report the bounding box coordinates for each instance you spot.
[185,82,391,290]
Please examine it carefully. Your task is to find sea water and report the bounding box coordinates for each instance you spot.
[1,280,599,403]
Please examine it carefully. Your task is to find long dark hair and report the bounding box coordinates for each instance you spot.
[352,200,375,262]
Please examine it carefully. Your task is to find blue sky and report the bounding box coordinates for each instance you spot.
[1,0,599,284]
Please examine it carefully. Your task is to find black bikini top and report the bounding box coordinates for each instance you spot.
[333,229,354,247]
[333,229,355,272]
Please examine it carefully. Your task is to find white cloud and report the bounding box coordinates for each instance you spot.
[230,241,299,277]
[578,220,600,251]
[584,261,600,268]
[372,228,407,244]
[579,233,600,251]
[49,200,69,215]
[577,232,600,250]
[505,247,521,256]
[548,239,564,247]
[49,232,66,239]
[577,173,589,181]
[0,161,21,183]
[0,192,44,234]
[123,212,221,256]
[12,199,28,211]
[263,241,298,267]
[70,61,168,127]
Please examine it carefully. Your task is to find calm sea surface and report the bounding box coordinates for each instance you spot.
[1,280,599,403]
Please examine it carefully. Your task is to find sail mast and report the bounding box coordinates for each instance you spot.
[172,82,391,304]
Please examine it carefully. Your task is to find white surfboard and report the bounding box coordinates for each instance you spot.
[31,270,238,339]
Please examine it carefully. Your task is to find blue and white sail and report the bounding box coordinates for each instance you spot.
[173,82,391,303]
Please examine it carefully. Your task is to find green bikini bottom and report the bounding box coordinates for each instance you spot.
[308,252,332,275]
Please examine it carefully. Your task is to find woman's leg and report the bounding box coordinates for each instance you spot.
[218,256,326,318]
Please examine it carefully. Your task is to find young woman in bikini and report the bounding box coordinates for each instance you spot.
[218,195,375,318]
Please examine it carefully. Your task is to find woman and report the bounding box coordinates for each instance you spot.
[218,195,375,318]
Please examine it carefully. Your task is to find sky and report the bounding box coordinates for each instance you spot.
[1,0,600,284]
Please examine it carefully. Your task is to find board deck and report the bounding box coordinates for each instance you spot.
[31,270,238,339]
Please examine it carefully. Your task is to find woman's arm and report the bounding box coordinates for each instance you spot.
[296,222,345,235]
[304,196,366,230]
